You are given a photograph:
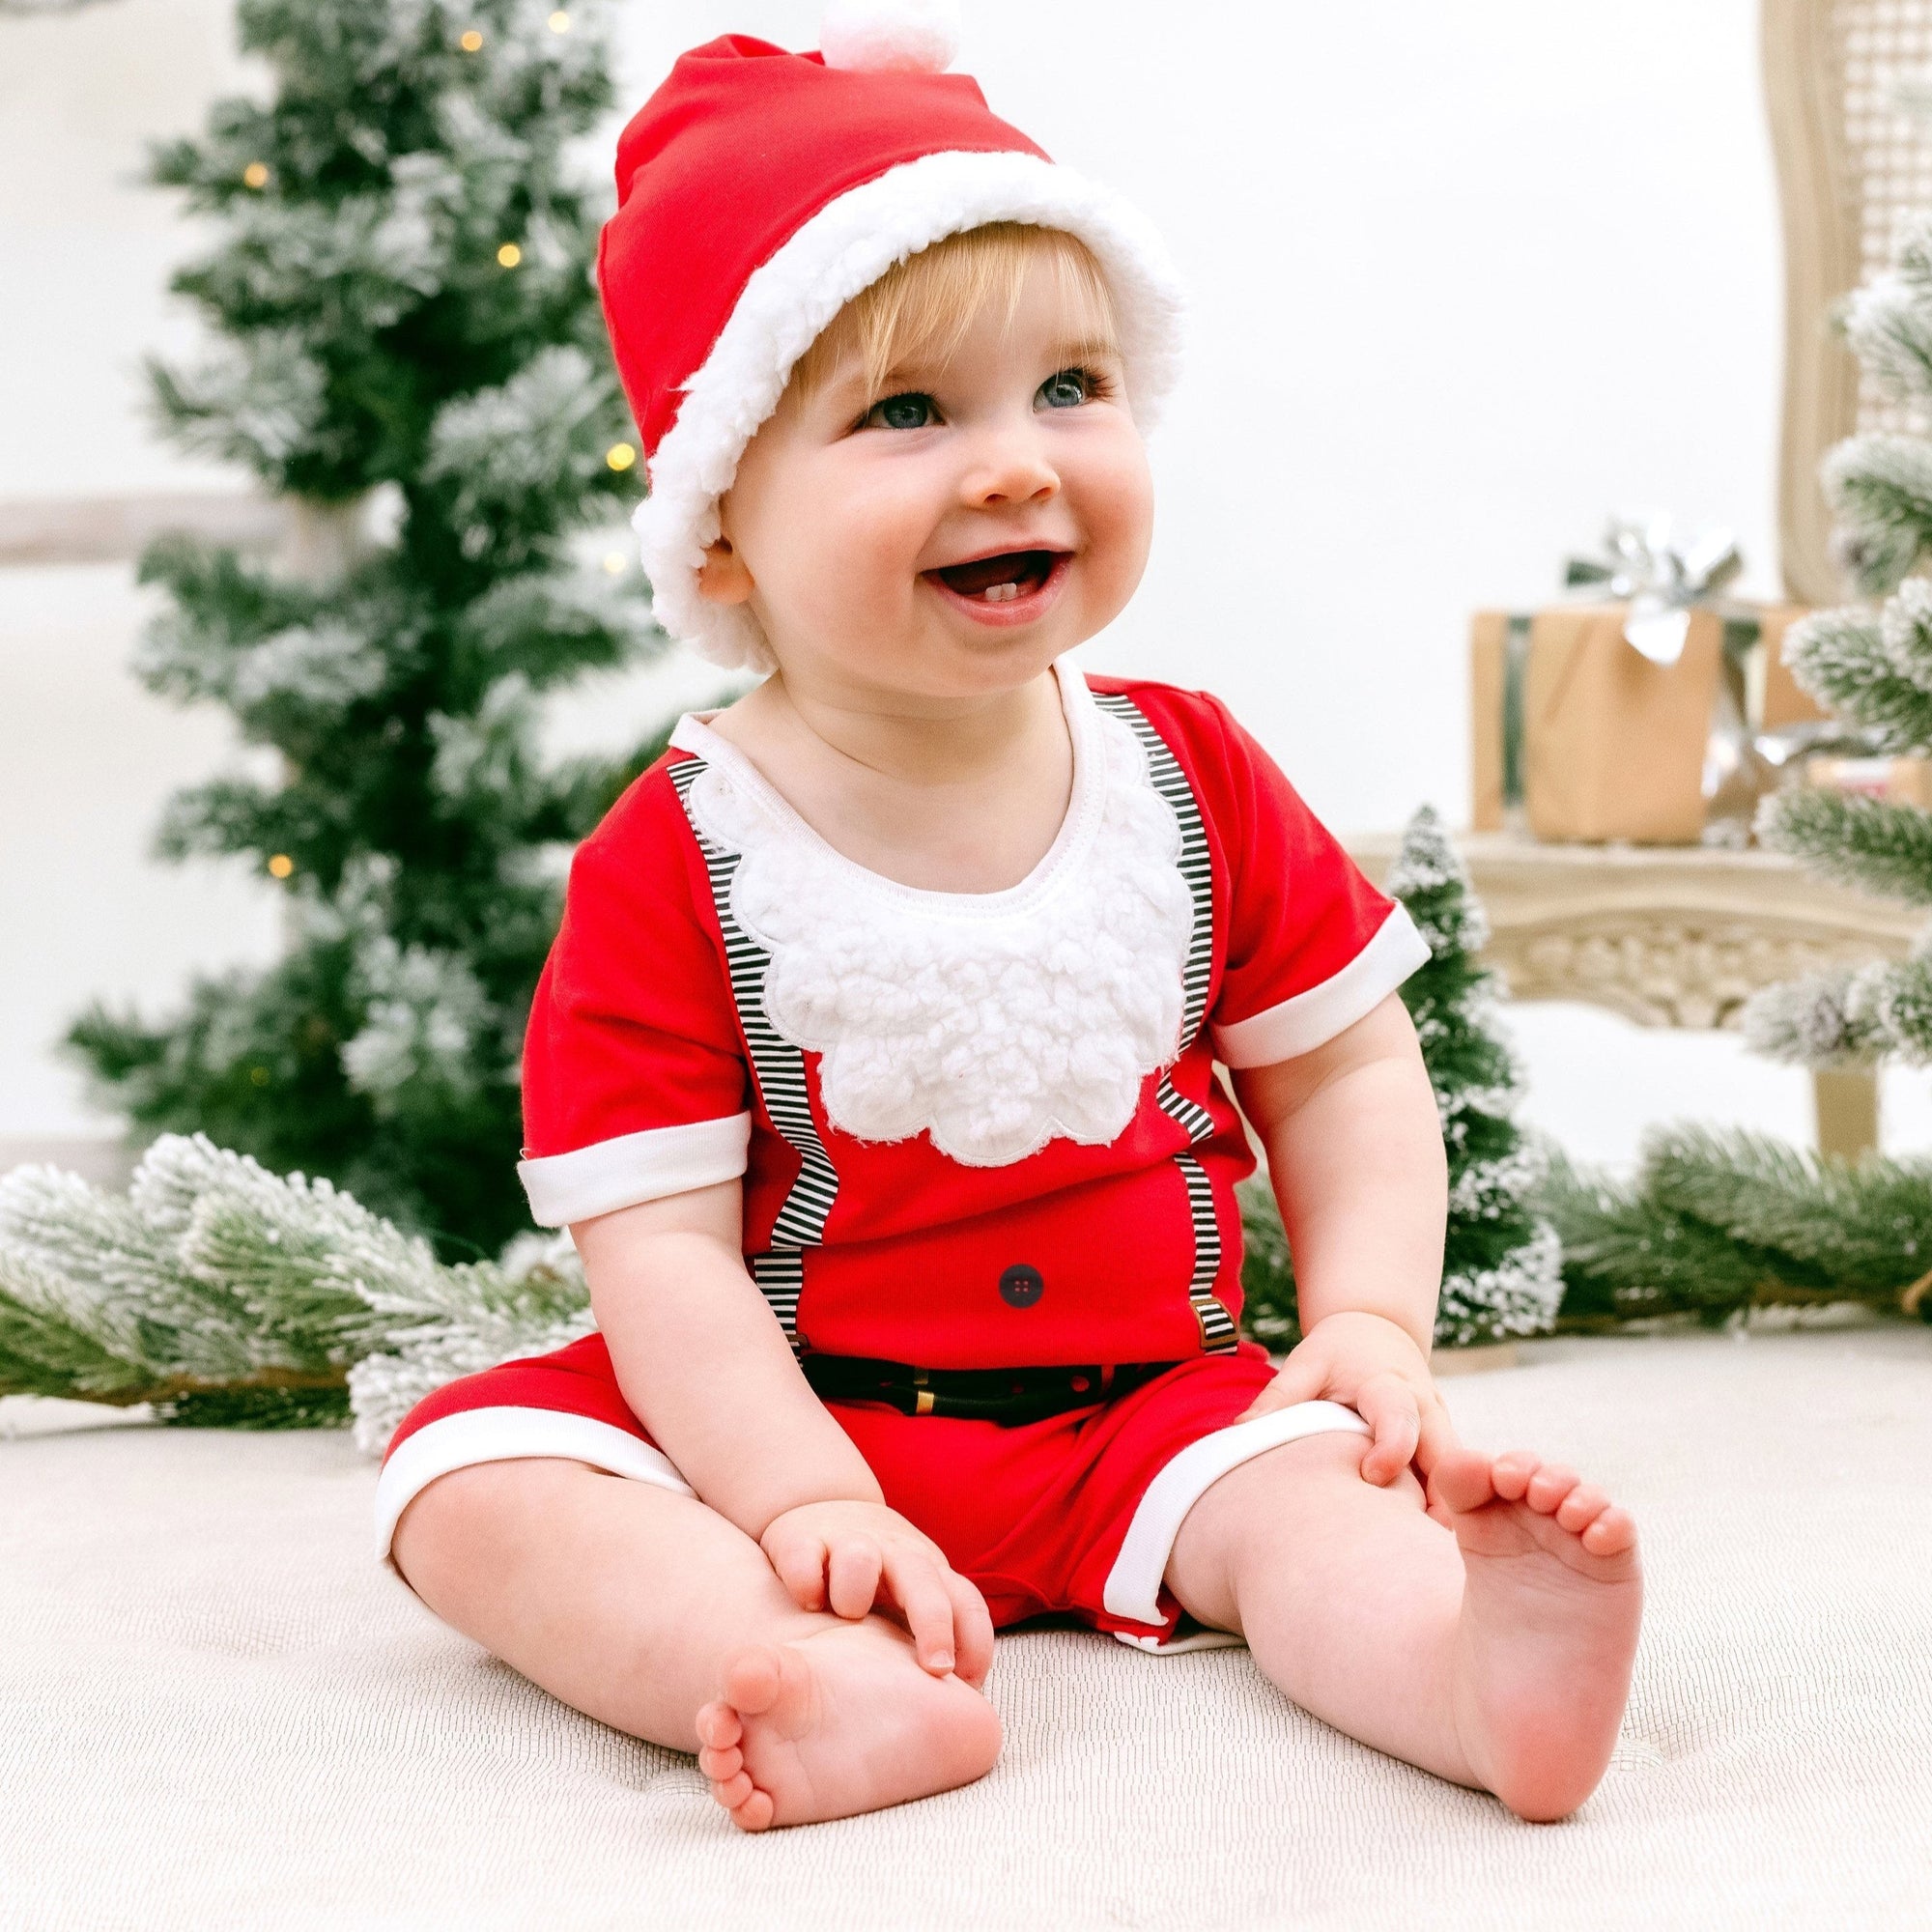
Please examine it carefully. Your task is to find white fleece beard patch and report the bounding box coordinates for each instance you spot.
[686,704,1195,1168]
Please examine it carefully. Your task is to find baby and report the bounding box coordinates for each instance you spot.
[375,15,1641,1833]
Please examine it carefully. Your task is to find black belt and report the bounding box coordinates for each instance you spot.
[799,1354,1177,1425]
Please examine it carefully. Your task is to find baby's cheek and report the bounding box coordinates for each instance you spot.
[1074,441,1155,611]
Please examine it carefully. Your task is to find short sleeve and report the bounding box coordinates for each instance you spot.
[517,768,752,1227]
[1204,701,1431,1068]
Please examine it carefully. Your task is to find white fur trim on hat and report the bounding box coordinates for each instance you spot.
[633,147,1185,671]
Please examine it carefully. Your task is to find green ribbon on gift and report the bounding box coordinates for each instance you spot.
[1501,613,1531,811]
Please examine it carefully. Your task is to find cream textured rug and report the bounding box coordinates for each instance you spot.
[4,1327,1929,1932]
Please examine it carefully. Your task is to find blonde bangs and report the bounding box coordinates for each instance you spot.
[789,221,1119,404]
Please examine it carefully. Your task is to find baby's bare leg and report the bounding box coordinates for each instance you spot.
[392,1459,1001,1829]
[1163,1431,1640,1821]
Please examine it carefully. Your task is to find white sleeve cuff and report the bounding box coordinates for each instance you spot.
[1210,905,1432,1069]
[517,1113,752,1228]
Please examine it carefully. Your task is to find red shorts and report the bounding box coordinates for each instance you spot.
[375,1336,1367,1650]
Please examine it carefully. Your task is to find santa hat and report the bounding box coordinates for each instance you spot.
[600,1,1185,671]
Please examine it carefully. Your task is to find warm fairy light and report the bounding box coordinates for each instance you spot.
[460,28,484,51]
[242,161,270,189]
[602,550,627,575]
[497,242,523,268]
[548,10,571,31]
[267,853,295,879]
[605,441,637,471]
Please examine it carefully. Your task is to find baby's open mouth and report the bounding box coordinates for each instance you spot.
[927,549,1066,604]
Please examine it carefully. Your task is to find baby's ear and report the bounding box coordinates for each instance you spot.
[696,535,753,605]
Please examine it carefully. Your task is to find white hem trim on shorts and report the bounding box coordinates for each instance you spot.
[1210,907,1431,1069]
[374,1406,695,1561]
[1101,1398,1371,1641]
[517,1113,751,1228]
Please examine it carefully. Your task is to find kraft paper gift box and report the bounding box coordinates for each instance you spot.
[1469,602,1822,844]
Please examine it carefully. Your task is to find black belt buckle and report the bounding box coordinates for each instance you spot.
[800,1354,1174,1425]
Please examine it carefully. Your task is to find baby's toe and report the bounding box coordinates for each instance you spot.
[1554,1483,1611,1534]
[731,1787,777,1833]
[710,1769,755,1811]
[1431,1446,1496,1515]
[697,1744,742,1782]
[1489,1451,1540,1502]
[721,1644,786,1717]
[1581,1506,1639,1557]
[1524,1463,1581,1514]
[695,1700,742,1750]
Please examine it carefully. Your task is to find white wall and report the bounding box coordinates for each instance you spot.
[0,0,1875,1163]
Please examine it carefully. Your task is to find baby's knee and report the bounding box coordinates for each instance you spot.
[1257,1427,1428,1510]
[390,1456,582,1595]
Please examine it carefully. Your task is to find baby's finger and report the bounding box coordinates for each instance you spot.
[766,1534,829,1613]
[882,1550,957,1674]
[1262,1341,1332,1411]
[1413,1396,1460,1479]
[825,1535,884,1620]
[944,1569,997,1688]
[1354,1376,1420,1484]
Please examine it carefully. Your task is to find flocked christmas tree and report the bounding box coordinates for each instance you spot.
[65,0,664,1260]
[1541,197,1932,1332]
[1240,807,1563,1351]
[1747,214,1932,1073]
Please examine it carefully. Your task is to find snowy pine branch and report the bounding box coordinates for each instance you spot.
[1822,434,1932,595]
[454,562,659,693]
[1755,786,1932,905]
[1742,966,1886,1067]
[1437,1224,1562,1349]
[1779,604,1932,748]
[340,939,497,1116]
[1545,1130,1932,1328]
[0,1137,594,1435]
[149,330,336,479]
[423,347,632,570]
[1842,246,1932,409]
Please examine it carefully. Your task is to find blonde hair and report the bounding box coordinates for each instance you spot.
[788,220,1120,404]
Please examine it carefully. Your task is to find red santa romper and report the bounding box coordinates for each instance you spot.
[375,662,1430,1650]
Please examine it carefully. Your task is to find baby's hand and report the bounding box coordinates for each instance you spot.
[759,1498,995,1685]
[1237,1310,1458,1492]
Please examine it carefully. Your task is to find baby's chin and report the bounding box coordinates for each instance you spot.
[770,597,1088,696]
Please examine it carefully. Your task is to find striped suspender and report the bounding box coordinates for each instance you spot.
[669,757,834,1349]
[1090,695,1239,1353]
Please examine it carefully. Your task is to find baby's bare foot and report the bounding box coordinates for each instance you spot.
[1433,1446,1642,1823]
[694,1618,1002,1831]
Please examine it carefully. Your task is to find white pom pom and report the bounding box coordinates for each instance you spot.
[819,0,960,73]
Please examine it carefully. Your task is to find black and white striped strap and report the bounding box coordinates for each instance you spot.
[1092,693,1237,1353]
[669,757,836,1348]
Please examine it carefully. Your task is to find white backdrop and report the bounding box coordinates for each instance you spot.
[3,0,1899,1162]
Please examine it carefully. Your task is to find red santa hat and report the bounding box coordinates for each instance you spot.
[601,0,1185,671]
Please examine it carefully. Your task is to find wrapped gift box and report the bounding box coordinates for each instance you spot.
[1470,602,1821,843]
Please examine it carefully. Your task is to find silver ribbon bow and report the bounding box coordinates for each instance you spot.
[1564,512,1745,667]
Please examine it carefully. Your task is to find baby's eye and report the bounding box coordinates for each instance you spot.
[862,391,939,431]
[1037,368,1095,411]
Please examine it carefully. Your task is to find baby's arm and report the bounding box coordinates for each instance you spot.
[574,1184,992,1680]
[1231,991,1455,1488]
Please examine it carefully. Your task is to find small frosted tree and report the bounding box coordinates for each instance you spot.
[1746,214,1932,1068]
[67,0,666,1257]
[1241,807,1563,1350]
